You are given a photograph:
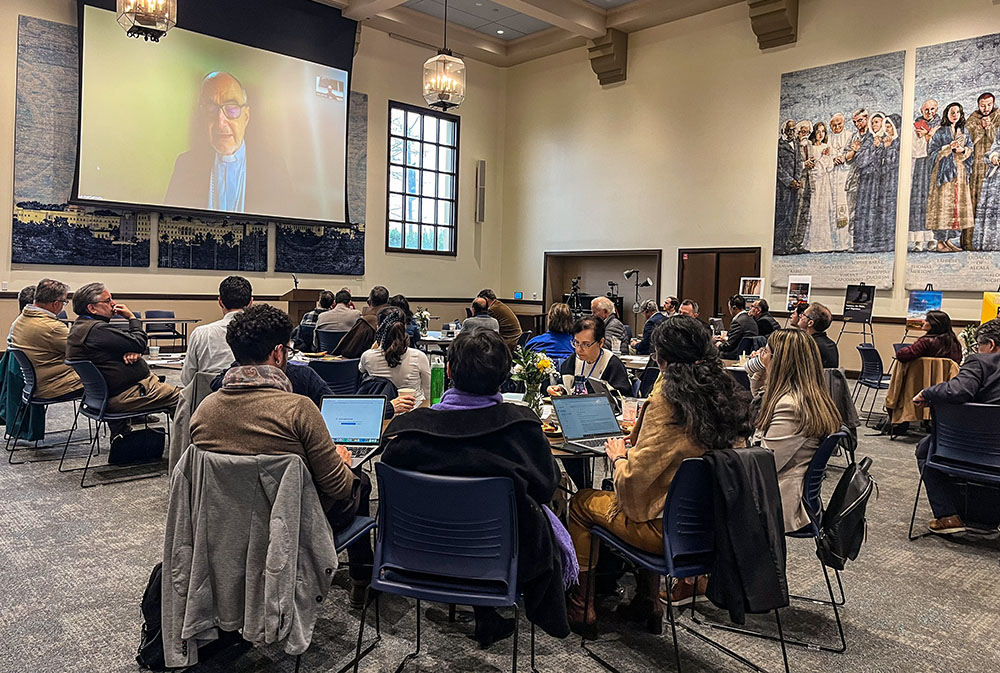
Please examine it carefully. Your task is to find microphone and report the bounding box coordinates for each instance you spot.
[292,273,299,289]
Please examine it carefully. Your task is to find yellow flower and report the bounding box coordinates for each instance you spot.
[537,357,552,371]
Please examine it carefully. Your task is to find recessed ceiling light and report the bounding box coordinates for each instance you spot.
[496,29,504,34]
[474,2,482,5]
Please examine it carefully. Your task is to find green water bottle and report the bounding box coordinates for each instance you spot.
[430,354,445,404]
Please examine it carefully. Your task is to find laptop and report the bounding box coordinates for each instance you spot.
[320,395,386,468]
[709,317,724,335]
[551,394,625,454]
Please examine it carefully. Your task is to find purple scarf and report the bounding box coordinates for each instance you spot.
[431,388,503,411]
[544,506,580,588]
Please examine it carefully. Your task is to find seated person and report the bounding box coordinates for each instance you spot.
[631,300,666,356]
[752,329,841,533]
[331,286,387,358]
[190,304,374,606]
[8,285,35,343]
[912,318,1000,535]
[387,294,421,347]
[715,294,759,359]
[749,298,781,337]
[380,329,568,644]
[799,302,840,368]
[10,279,82,400]
[301,290,335,327]
[479,288,522,349]
[358,308,431,405]
[788,301,809,329]
[66,283,181,435]
[566,316,752,635]
[463,297,501,333]
[181,275,252,386]
[315,288,359,334]
[896,310,962,364]
[525,302,574,359]
[210,358,331,408]
[679,299,699,320]
[661,296,679,316]
[549,315,631,398]
[591,296,628,354]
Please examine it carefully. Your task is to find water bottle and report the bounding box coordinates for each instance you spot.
[430,354,445,404]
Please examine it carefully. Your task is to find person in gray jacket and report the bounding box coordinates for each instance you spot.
[463,297,500,333]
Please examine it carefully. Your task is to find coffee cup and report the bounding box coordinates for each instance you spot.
[149,345,160,358]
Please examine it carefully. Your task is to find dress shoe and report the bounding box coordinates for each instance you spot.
[660,575,708,607]
[615,569,663,634]
[928,515,966,535]
[566,570,598,639]
[472,608,516,649]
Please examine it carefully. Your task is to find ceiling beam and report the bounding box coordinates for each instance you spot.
[607,0,742,33]
[363,7,509,66]
[343,0,410,21]
[504,26,587,65]
[489,0,606,39]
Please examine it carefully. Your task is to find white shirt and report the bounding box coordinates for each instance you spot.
[180,311,240,386]
[358,347,431,404]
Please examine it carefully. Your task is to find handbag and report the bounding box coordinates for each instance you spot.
[109,427,166,465]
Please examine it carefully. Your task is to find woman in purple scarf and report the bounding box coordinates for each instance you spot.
[380,329,571,645]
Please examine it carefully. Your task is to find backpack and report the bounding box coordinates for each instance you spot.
[816,456,877,570]
[136,563,167,670]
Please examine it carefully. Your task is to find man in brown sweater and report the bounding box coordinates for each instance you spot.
[190,304,373,606]
[478,288,522,350]
[10,278,82,400]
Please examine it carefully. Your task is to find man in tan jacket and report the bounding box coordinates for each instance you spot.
[10,279,82,399]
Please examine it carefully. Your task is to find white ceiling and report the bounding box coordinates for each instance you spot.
[402,0,552,41]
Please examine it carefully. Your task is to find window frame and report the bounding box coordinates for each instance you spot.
[385,100,461,257]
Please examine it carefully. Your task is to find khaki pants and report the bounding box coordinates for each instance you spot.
[568,488,663,569]
[108,373,181,417]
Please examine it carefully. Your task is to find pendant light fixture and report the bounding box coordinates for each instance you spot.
[422,0,466,111]
[117,0,177,42]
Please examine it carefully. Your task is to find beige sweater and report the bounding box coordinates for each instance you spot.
[190,387,356,510]
[10,306,82,399]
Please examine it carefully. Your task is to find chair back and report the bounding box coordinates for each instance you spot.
[736,336,766,356]
[57,310,68,320]
[662,458,715,576]
[799,429,850,534]
[8,348,37,401]
[308,358,361,394]
[856,344,884,383]
[636,363,659,398]
[145,309,176,333]
[316,329,348,352]
[373,463,518,602]
[930,403,1000,472]
[728,368,751,390]
[297,324,316,350]
[465,307,473,319]
[65,360,111,419]
[517,331,533,348]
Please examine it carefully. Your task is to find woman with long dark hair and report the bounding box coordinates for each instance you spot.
[565,315,752,637]
[387,293,421,347]
[896,310,962,363]
[358,307,431,404]
[925,102,975,251]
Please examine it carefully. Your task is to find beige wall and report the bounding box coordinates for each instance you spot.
[500,0,1000,331]
[0,1,508,300]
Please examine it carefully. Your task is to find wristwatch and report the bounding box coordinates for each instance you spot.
[613,455,628,467]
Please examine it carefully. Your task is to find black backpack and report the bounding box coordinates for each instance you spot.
[816,456,877,570]
[136,563,167,670]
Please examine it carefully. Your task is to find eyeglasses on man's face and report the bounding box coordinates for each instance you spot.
[201,102,246,120]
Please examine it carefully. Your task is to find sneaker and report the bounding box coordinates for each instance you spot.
[659,575,708,607]
[928,515,966,535]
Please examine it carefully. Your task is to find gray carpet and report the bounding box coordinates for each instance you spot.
[1,377,998,673]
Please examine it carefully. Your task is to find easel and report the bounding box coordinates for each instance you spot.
[836,283,874,345]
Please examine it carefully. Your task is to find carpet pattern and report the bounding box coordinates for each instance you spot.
[1,378,998,673]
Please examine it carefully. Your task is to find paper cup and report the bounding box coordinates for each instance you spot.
[149,346,160,358]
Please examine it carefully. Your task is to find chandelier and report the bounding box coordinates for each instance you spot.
[117,0,177,42]
[422,0,465,111]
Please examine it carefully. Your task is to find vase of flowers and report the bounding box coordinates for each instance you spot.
[511,347,557,417]
[415,306,432,335]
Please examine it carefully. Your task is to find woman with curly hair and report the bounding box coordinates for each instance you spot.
[565,315,753,637]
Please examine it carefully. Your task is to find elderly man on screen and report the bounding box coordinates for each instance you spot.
[164,71,291,214]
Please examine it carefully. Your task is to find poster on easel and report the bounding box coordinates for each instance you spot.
[785,275,812,311]
[740,277,764,301]
[906,290,943,328]
[843,284,876,323]
[982,292,1000,324]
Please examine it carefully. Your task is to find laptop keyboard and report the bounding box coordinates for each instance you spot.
[347,445,374,458]
[572,437,615,451]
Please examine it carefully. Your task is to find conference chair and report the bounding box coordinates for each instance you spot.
[728,368,751,390]
[736,335,768,356]
[908,402,1000,540]
[5,348,85,464]
[308,358,361,395]
[691,430,850,654]
[353,464,535,673]
[56,310,67,320]
[854,344,890,426]
[584,458,789,673]
[294,323,316,351]
[316,329,348,353]
[465,307,474,319]
[633,362,659,398]
[517,331,534,348]
[60,360,173,488]
[145,310,185,349]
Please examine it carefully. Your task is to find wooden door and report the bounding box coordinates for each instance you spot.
[677,248,761,323]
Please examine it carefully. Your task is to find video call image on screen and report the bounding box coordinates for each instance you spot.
[77,5,348,223]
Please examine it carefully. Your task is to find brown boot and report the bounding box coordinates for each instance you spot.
[615,569,663,634]
[566,570,598,639]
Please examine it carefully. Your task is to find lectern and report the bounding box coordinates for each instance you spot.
[280,289,323,324]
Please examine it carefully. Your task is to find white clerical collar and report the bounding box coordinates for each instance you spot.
[217,141,245,163]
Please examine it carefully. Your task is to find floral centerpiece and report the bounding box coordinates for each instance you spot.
[414,306,432,335]
[511,346,557,416]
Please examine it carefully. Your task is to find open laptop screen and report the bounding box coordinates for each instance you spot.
[321,397,384,445]
[551,394,621,440]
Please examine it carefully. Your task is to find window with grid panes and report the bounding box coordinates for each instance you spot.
[386,102,459,255]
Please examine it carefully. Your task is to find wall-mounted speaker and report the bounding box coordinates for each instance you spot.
[475,159,486,223]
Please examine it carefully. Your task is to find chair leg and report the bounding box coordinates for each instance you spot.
[908,470,932,541]
[347,589,381,673]
[6,402,28,463]
[511,602,519,673]
[58,408,85,472]
[773,609,790,673]
[79,427,102,488]
[530,620,538,673]
[666,579,682,673]
[295,654,302,673]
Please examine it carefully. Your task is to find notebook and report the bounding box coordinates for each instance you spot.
[320,395,386,468]
[550,394,624,454]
